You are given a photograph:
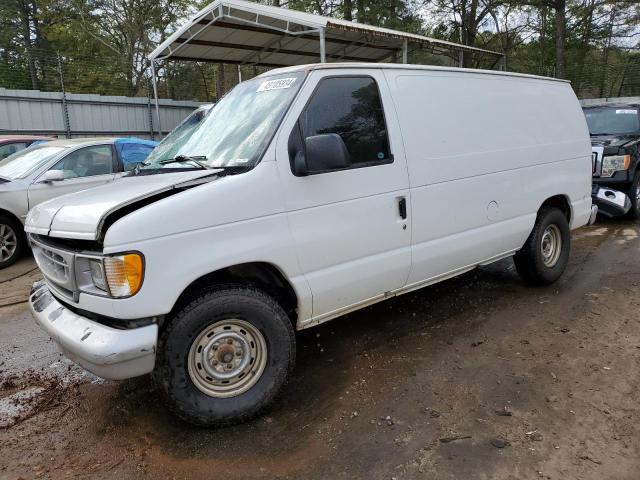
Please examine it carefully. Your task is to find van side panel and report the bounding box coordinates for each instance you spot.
[385,70,591,286]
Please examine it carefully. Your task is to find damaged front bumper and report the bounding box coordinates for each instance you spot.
[591,185,631,218]
[29,280,158,380]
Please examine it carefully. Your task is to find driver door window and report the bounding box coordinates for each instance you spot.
[297,76,391,172]
[50,145,114,179]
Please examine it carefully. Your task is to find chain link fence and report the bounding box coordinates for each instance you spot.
[1,46,639,121]
[0,47,272,102]
[567,54,640,100]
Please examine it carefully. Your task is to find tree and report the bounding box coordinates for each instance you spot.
[64,0,191,95]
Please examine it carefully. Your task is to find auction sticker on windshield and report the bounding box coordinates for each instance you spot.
[257,78,297,92]
[616,109,637,114]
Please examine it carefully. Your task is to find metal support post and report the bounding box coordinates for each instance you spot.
[57,53,71,138]
[402,39,408,64]
[151,61,162,137]
[319,28,326,63]
[146,77,155,140]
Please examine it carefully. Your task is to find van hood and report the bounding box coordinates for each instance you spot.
[25,170,221,241]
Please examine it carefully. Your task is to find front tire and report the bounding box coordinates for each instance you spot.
[156,285,295,427]
[514,207,570,286]
[626,170,640,220]
[0,215,24,269]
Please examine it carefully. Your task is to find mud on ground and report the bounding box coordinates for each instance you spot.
[1,219,639,479]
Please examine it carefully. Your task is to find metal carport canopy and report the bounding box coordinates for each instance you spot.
[149,0,503,67]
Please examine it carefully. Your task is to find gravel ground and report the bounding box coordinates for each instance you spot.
[1,219,639,480]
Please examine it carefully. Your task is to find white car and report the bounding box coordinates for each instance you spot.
[26,63,595,426]
[0,137,157,268]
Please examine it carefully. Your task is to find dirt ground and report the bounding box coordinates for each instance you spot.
[1,218,640,480]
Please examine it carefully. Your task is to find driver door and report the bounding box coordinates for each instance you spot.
[276,70,412,321]
[28,144,117,209]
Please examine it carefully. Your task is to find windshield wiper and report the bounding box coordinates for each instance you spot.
[159,155,214,170]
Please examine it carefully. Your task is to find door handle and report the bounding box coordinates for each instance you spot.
[398,197,407,220]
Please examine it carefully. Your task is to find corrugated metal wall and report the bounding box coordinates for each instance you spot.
[0,88,203,139]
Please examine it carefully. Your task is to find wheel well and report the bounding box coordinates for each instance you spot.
[540,195,571,223]
[0,209,25,234]
[170,262,298,326]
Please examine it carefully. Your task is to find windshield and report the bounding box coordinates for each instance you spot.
[141,72,305,171]
[146,106,213,165]
[584,107,640,135]
[0,146,65,180]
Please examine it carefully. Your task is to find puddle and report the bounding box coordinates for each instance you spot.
[0,386,46,428]
[0,369,85,430]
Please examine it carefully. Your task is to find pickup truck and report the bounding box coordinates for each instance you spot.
[584,103,640,218]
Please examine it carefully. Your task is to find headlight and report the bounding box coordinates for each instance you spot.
[80,252,144,298]
[601,154,630,177]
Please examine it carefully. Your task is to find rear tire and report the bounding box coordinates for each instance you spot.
[626,170,640,220]
[514,207,570,286]
[0,215,24,269]
[156,285,295,427]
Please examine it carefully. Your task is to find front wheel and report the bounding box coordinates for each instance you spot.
[156,285,296,427]
[0,215,24,269]
[514,207,570,286]
[627,170,640,220]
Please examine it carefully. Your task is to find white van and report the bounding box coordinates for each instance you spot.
[26,64,596,426]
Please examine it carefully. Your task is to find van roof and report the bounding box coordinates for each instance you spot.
[258,62,570,84]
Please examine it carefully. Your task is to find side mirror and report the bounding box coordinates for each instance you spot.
[302,134,350,174]
[38,170,65,183]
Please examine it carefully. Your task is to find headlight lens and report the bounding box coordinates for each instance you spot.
[601,154,631,177]
[88,259,108,291]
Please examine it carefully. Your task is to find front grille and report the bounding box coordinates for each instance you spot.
[37,247,70,283]
[31,235,77,301]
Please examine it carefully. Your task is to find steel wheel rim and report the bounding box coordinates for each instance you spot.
[541,224,562,268]
[0,223,17,262]
[188,319,268,398]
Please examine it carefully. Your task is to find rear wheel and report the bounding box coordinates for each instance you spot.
[626,170,640,220]
[0,215,24,269]
[156,285,295,427]
[514,207,570,286]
